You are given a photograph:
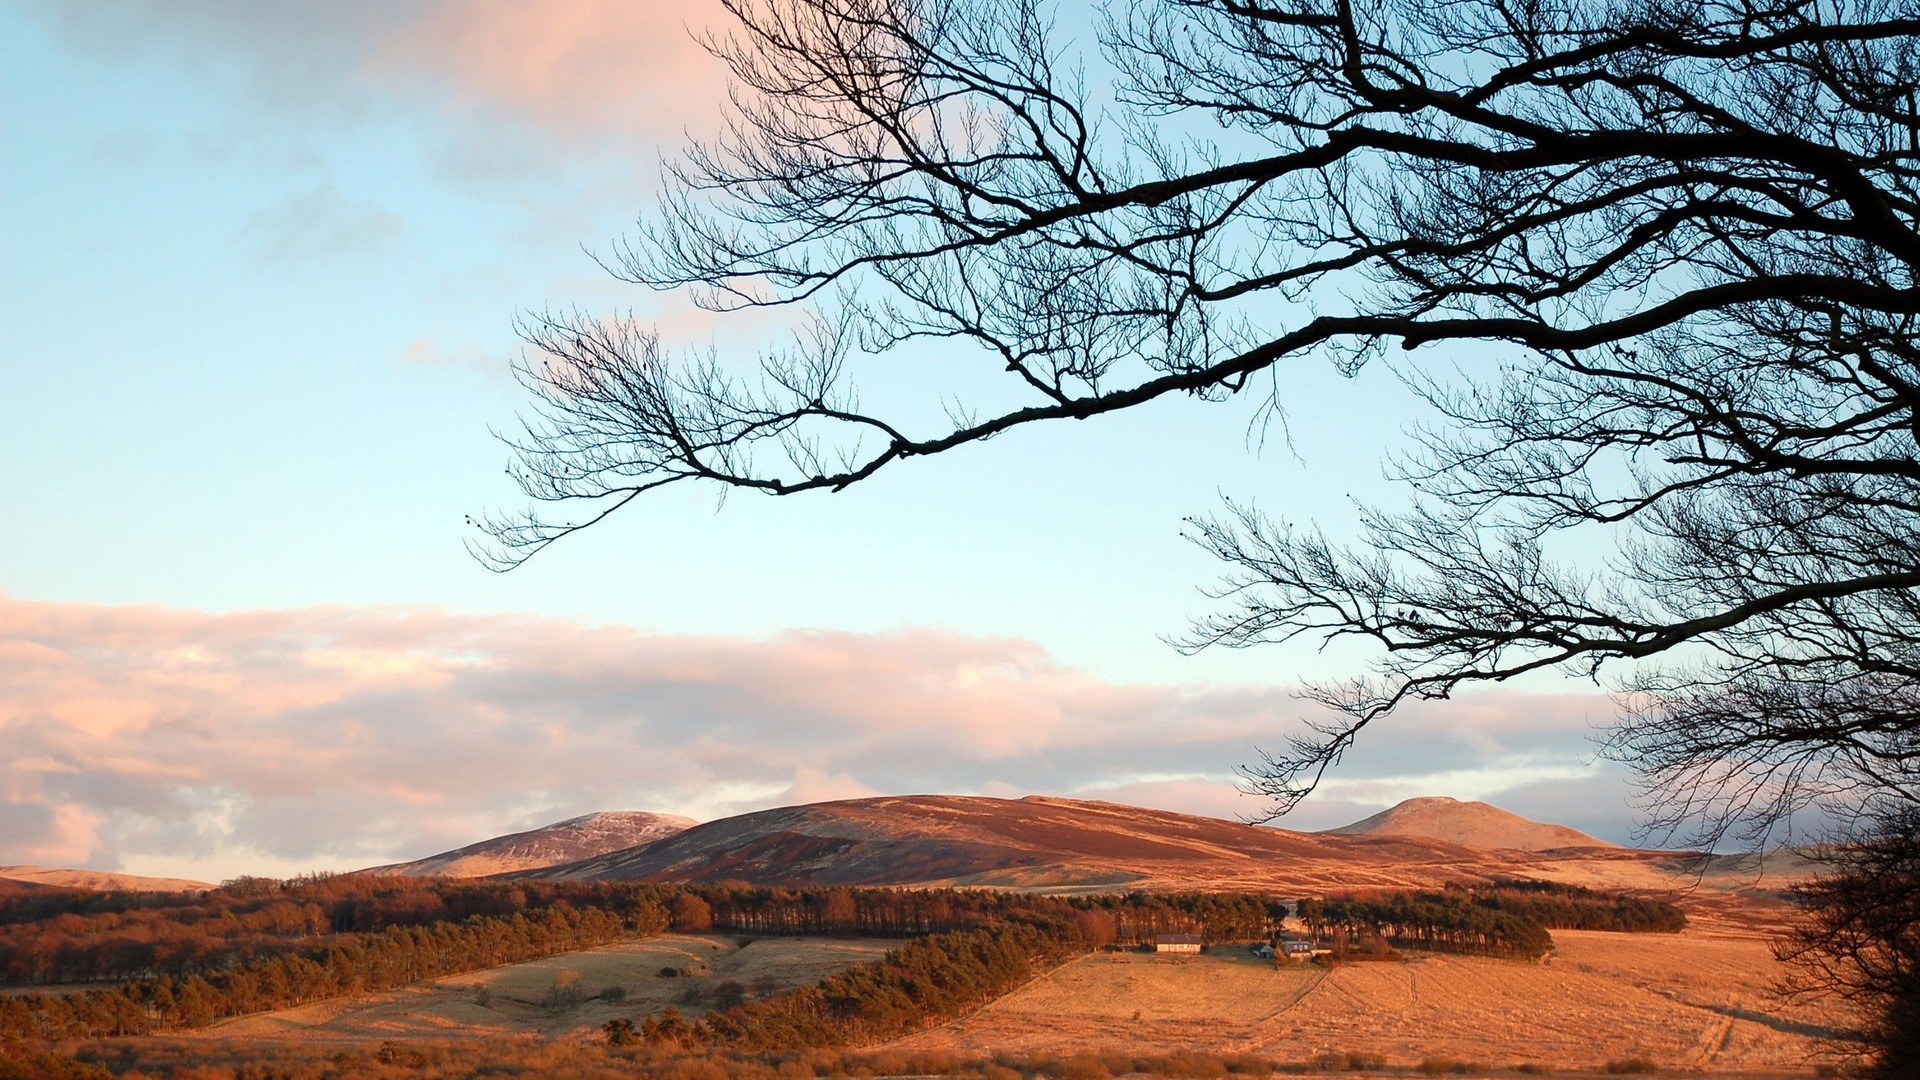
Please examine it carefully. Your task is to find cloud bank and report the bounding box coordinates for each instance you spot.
[0,596,1629,881]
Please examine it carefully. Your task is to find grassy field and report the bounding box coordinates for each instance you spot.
[195,933,900,1043]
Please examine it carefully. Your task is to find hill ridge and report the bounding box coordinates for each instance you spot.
[366,810,697,877]
[506,793,1585,891]
[0,865,212,892]
[1323,795,1614,851]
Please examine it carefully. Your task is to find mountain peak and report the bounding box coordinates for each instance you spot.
[1323,796,1613,852]
[365,810,697,877]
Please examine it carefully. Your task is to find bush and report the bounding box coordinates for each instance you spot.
[1606,1060,1657,1075]
[1160,1052,1231,1077]
[1345,1052,1388,1071]
[604,1018,640,1047]
[1417,1058,1478,1075]
[712,979,748,1010]
[1511,1065,1553,1075]
[0,1041,113,1080]
[544,969,586,1013]
[1045,1054,1112,1079]
[374,1041,427,1067]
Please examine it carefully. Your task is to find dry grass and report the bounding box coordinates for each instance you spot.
[886,929,1846,1075]
[194,933,899,1043]
[163,860,1851,1078]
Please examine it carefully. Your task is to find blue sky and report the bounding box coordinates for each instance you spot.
[0,1,1638,881]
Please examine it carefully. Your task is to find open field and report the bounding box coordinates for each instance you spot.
[887,929,1847,1075]
[48,923,1852,1077]
[195,933,900,1043]
[182,915,1848,1074]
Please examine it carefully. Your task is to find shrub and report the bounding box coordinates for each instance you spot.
[1224,1052,1274,1075]
[1605,1060,1657,1075]
[1160,1052,1231,1077]
[661,1057,731,1080]
[0,1041,113,1080]
[1416,1058,1479,1075]
[544,969,585,1012]
[1511,1065,1553,1075]
[712,979,748,1010]
[1308,1052,1350,1072]
[373,1041,426,1067]
[1345,1051,1388,1071]
[604,1018,640,1047]
[1046,1054,1112,1079]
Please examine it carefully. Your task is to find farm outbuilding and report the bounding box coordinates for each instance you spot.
[1154,934,1203,954]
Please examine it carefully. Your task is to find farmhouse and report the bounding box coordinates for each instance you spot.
[1154,934,1203,954]
[1279,939,1316,960]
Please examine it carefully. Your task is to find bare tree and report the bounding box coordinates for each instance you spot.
[1778,803,1920,1077]
[479,0,1919,840]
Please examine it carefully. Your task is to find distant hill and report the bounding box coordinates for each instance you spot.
[1323,796,1615,851]
[0,866,212,892]
[510,794,1505,891]
[364,811,698,877]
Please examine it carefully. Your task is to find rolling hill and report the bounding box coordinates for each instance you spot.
[1323,795,1616,851]
[510,794,1535,892]
[365,811,697,877]
[0,865,212,892]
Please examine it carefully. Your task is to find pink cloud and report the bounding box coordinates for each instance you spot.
[0,595,1628,880]
[27,0,729,144]
[401,329,505,376]
[366,0,730,139]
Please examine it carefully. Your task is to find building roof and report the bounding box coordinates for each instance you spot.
[1155,933,1203,944]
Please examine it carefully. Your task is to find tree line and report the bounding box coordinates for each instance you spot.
[685,885,1278,946]
[2,876,684,987]
[629,917,1089,1051]
[1300,882,1686,960]
[0,903,650,1040]
[1472,880,1689,935]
